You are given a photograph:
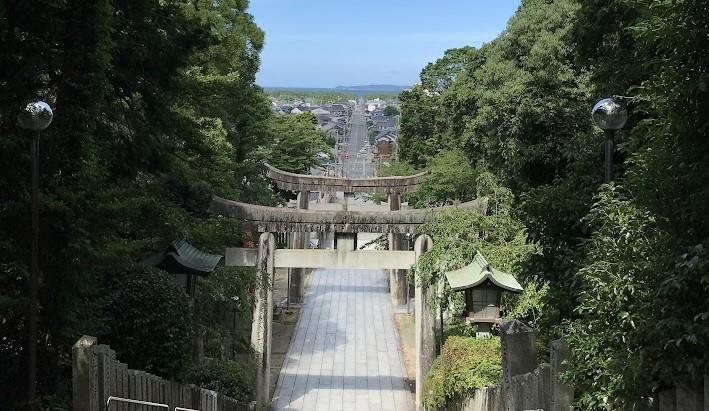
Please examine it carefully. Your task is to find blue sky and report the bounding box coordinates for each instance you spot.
[248,1,521,88]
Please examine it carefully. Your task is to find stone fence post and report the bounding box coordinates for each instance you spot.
[550,339,573,411]
[500,320,537,411]
[72,335,98,411]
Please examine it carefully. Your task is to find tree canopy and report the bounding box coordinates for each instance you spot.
[0,1,329,407]
[402,0,709,407]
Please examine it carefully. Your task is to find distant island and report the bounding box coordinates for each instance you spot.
[263,85,409,97]
[335,85,410,92]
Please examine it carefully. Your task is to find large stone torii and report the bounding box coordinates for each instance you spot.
[264,162,428,306]
[219,230,435,410]
[209,165,487,410]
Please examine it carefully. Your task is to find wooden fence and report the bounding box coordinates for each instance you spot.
[72,336,249,411]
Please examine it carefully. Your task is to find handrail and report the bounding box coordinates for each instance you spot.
[106,396,169,410]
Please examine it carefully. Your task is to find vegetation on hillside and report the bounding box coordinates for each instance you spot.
[423,336,502,408]
[403,0,709,408]
[0,1,329,408]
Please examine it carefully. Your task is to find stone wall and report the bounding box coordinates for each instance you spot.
[72,336,247,411]
[431,321,709,411]
[429,320,572,411]
[653,377,709,411]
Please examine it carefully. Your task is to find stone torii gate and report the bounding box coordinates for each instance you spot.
[209,171,487,410]
[264,163,428,306]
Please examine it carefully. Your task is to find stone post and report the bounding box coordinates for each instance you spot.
[704,374,708,411]
[343,192,354,211]
[72,335,98,411]
[675,379,703,411]
[550,339,573,411]
[658,389,676,411]
[414,234,434,411]
[389,193,407,306]
[251,232,275,410]
[288,191,309,303]
[500,320,537,411]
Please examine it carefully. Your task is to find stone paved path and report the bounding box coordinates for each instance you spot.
[272,269,413,411]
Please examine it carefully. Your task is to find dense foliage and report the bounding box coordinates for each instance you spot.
[265,89,357,104]
[266,113,330,174]
[422,336,501,409]
[100,266,192,379]
[0,0,328,408]
[403,0,709,407]
[185,359,254,403]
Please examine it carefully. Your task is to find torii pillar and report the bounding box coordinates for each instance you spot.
[415,234,435,410]
[389,193,407,306]
[252,232,275,409]
[288,191,309,303]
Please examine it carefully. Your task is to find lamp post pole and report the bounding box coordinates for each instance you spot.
[592,98,627,182]
[604,129,614,183]
[18,101,53,409]
[27,130,40,407]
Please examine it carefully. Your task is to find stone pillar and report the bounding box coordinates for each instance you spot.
[704,374,708,411]
[343,192,354,211]
[72,335,98,411]
[414,234,434,411]
[251,232,275,410]
[389,193,407,306]
[675,380,703,411]
[659,389,676,411]
[550,339,573,411]
[500,320,537,411]
[335,232,357,251]
[288,191,309,303]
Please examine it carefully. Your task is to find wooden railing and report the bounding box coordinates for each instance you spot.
[72,336,249,411]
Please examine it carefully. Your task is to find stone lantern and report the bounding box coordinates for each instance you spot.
[444,252,523,336]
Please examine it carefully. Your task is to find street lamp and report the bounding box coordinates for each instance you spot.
[591,98,627,182]
[18,100,53,408]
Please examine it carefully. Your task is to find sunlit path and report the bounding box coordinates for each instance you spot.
[272,269,413,411]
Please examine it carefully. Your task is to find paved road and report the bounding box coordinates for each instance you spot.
[272,269,413,411]
[343,107,375,178]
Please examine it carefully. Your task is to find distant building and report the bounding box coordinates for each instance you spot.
[375,132,397,157]
[366,98,386,112]
[328,104,348,116]
[373,116,397,131]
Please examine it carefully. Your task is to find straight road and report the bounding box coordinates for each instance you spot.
[343,105,375,178]
[272,269,413,411]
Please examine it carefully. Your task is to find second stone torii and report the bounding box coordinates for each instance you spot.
[263,162,429,305]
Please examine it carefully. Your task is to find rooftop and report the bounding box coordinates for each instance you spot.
[444,252,523,293]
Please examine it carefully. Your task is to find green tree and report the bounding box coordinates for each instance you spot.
[398,86,440,167]
[101,266,192,379]
[0,0,277,406]
[266,114,330,174]
[411,149,477,207]
[383,106,400,116]
[402,0,709,406]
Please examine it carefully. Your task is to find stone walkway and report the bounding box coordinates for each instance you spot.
[272,269,413,411]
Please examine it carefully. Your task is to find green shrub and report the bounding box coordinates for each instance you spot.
[442,322,477,341]
[185,359,254,403]
[423,336,502,409]
[101,265,192,379]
